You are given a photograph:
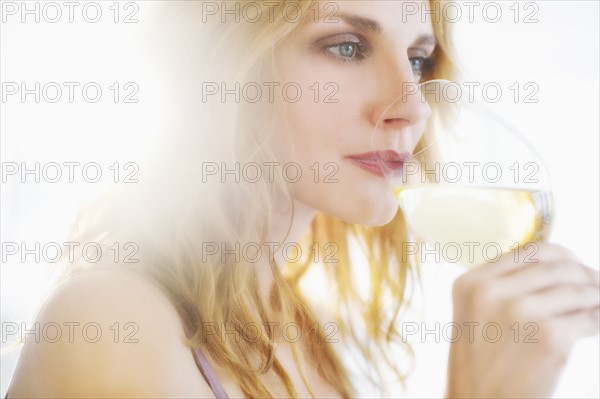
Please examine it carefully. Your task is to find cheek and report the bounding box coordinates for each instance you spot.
[269,56,399,226]
[272,55,367,165]
[283,101,349,161]
[272,97,399,227]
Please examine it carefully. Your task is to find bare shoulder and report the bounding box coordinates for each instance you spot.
[7,267,214,398]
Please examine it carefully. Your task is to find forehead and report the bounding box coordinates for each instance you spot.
[311,0,435,39]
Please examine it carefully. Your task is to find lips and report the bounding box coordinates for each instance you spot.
[346,150,412,177]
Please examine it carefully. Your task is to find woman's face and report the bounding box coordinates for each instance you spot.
[272,1,435,226]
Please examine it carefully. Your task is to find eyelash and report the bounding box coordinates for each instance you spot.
[323,40,434,78]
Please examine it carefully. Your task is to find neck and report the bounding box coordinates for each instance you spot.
[257,198,317,327]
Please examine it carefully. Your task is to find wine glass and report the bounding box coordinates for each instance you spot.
[371,79,553,269]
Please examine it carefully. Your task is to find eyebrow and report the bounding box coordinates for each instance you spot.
[412,34,437,47]
[335,12,437,47]
[336,12,382,33]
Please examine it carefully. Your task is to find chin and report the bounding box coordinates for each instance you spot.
[295,170,399,227]
[320,185,399,227]
[352,175,400,226]
[356,192,399,227]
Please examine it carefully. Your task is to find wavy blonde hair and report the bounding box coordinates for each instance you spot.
[55,1,456,398]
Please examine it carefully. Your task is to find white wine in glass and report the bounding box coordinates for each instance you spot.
[395,185,552,268]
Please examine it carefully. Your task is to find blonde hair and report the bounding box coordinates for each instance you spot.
[54,1,456,398]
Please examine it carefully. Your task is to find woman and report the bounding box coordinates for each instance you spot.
[6,1,599,398]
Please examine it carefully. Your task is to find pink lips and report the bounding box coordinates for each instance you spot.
[346,150,412,177]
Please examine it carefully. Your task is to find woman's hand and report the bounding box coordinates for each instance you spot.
[446,242,600,398]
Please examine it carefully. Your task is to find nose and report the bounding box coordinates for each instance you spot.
[369,56,432,143]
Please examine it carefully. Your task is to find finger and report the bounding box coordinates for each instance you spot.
[508,285,600,319]
[553,306,600,344]
[466,242,582,281]
[496,261,600,298]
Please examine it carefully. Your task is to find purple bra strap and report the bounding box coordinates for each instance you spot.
[183,322,230,399]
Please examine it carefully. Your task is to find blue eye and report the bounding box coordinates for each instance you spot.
[325,42,368,62]
[410,57,430,78]
[338,43,357,58]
